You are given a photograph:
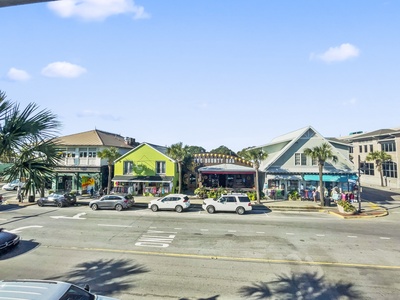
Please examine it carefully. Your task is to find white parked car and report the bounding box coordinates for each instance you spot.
[2,179,25,191]
[0,279,119,300]
[202,193,252,215]
[148,194,190,213]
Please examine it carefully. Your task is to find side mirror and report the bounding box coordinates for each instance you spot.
[84,284,90,291]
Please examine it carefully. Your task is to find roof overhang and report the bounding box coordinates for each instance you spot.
[112,175,173,183]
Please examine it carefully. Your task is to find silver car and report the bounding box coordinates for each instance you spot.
[89,195,133,211]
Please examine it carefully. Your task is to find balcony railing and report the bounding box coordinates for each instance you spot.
[58,157,102,167]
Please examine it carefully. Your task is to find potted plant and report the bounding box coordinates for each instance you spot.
[288,190,301,201]
[336,200,357,214]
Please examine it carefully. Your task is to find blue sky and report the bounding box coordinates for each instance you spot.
[1,0,399,152]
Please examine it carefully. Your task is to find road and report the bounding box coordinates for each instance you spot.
[1,189,400,299]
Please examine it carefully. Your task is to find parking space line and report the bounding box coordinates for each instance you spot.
[98,224,133,228]
[380,237,391,240]
[316,234,325,237]
[347,236,358,238]
[200,229,209,232]
[256,232,265,234]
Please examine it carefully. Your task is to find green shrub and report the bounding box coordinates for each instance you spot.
[288,190,301,201]
[337,200,356,212]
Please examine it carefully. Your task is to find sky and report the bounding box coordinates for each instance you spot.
[1,0,399,152]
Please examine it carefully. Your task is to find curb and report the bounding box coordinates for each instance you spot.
[328,202,389,219]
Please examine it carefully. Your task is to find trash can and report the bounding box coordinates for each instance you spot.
[28,195,35,203]
[324,198,331,207]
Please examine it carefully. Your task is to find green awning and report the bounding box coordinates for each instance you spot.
[303,174,358,182]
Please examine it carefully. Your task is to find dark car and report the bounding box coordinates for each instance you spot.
[37,193,75,208]
[0,228,20,253]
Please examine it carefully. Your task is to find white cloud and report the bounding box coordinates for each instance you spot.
[41,61,87,78]
[342,98,358,106]
[47,0,150,21]
[310,43,360,63]
[7,67,31,81]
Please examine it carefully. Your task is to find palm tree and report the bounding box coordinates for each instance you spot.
[366,150,391,186]
[304,143,338,206]
[242,148,268,204]
[0,91,61,200]
[97,147,121,195]
[167,142,188,194]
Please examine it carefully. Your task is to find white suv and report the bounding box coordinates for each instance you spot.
[148,194,190,213]
[0,279,118,300]
[202,193,252,215]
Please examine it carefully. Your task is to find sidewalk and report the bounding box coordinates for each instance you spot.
[1,191,390,220]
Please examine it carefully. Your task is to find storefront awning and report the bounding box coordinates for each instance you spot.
[267,174,302,180]
[198,163,255,175]
[112,175,174,183]
[303,174,358,182]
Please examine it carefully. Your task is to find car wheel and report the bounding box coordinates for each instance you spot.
[115,204,123,211]
[236,207,245,215]
[175,205,183,213]
[206,205,215,214]
[37,201,43,207]
[91,204,98,211]
[57,201,63,208]
[151,204,158,212]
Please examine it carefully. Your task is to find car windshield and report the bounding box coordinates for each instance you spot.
[59,285,95,300]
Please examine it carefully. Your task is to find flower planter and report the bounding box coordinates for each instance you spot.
[337,204,355,214]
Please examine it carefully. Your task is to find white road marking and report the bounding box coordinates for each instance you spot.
[380,237,391,240]
[98,224,132,228]
[286,233,294,235]
[201,229,209,231]
[51,213,86,219]
[316,234,325,237]
[149,226,157,229]
[347,236,358,238]
[9,225,43,233]
[0,218,6,221]
[228,230,236,233]
[174,228,182,230]
[256,232,265,234]
[135,230,177,248]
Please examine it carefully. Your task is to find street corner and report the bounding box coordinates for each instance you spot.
[328,205,389,219]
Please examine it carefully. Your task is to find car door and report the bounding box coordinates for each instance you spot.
[157,196,168,210]
[98,196,110,209]
[215,196,228,211]
[163,196,175,210]
[225,196,238,212]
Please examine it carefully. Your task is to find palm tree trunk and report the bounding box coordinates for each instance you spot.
[107,163,112,194]
[178,163,182,194]
[379,169,384,187]
[255,169,260,204]
[319,164,325,206]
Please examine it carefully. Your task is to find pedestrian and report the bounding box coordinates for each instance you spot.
[312,188,317,202]
[90,188,94,197]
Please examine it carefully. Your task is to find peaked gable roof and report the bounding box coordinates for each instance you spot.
[253,126,354,172]
[55,129,134,148]
[116,142,175,162]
